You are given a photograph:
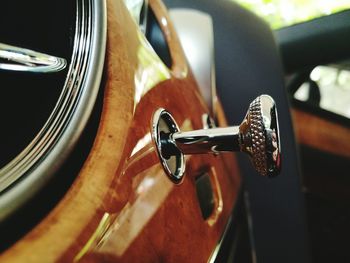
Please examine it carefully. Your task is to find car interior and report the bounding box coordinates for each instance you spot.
[0,0,349,262]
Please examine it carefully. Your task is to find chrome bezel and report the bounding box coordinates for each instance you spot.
[152,108,185,184]
[0,0,107,221]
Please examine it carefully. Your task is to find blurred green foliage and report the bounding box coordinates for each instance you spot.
[234,0,350,29]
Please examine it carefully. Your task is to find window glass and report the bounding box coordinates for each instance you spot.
[233,0,350,29]
[294,64,350,118]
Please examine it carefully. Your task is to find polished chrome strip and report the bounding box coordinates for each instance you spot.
[208,215,233,263]
[0,0,107,221]
[0,43,67,73]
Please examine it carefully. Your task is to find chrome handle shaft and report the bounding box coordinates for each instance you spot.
[170,126,240,154]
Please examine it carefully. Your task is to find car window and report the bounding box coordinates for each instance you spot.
[233,0,350,119]
[233,0,350,29]
[293,64,350,119]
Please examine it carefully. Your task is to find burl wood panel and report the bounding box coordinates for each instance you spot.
[292,108,350,158]
[1,0,241,262]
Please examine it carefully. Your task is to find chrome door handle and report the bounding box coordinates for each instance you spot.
[153,95,281,182]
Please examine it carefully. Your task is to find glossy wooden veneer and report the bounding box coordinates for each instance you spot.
[1,0,241,262]
[292,108,350,158]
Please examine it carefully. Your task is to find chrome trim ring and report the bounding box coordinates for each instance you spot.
[0,0,106,221]
[152,108,186,184]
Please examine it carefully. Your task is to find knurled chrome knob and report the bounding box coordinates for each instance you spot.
[153,95,281,180]
[238,95,281,177]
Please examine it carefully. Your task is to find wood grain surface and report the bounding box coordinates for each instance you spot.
[1,0,241,262]
[292,108,350,158]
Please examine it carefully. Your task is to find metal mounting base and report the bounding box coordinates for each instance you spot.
[151,109,185,184]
